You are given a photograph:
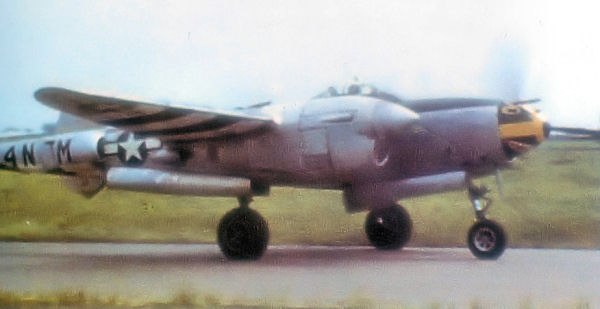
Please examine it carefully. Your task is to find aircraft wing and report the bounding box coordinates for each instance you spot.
[35,87,274,141]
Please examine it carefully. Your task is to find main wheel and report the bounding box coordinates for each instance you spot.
[217,207,269,260]
[467,219,506,260]
[365,205,412,250]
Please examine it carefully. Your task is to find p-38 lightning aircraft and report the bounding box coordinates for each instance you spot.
[0,83,549,260]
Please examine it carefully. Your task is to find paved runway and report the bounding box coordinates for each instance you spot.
[0,242,598,307]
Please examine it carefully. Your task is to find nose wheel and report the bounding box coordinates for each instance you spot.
[466,184,506,259]
[467,219,506,259]
[217,196,269,260]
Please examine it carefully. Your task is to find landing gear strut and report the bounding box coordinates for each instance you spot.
[365,205,412,250]
[217,196,269,260]
[466,183,506,259]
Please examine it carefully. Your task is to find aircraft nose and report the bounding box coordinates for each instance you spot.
[498,103,546,158]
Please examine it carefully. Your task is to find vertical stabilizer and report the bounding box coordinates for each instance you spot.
[54,113,103,133]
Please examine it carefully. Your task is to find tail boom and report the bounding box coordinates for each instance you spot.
[0,130,105,173]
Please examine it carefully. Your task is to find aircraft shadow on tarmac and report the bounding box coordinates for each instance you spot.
[26,246,475,270]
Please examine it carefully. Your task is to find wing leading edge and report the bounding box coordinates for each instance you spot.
[35,87,274,141]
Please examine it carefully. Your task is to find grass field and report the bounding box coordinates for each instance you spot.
[0,289,592,309]
[0,140,598,248]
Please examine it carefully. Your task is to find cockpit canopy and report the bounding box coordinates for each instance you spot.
[313,83,402,103]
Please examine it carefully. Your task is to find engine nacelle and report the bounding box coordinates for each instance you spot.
[343,171,467,212]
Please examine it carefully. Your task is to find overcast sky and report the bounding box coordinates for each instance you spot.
[1,0,599,131]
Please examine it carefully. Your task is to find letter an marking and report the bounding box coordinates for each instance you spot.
[22,143,36,167]
[3,146,17,169]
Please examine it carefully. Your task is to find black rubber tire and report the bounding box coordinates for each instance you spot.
[467,219,506,260]
[217,207,269,260]
[365,205,412,250]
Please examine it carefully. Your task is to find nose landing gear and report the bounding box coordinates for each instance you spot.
[466,184,506,260]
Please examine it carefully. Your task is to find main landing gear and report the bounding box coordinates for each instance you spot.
[215,185,505,260]
[466,184,506,259]
[362,186,506,259]
[217,196,269,260]
[365,205,412,250]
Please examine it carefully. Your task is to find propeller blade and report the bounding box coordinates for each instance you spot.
[507,98,541,105]
[551,127,592,135]
[550,126,600,139]
[484,44,529,101]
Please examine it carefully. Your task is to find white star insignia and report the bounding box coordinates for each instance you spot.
[118,133,145,162]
